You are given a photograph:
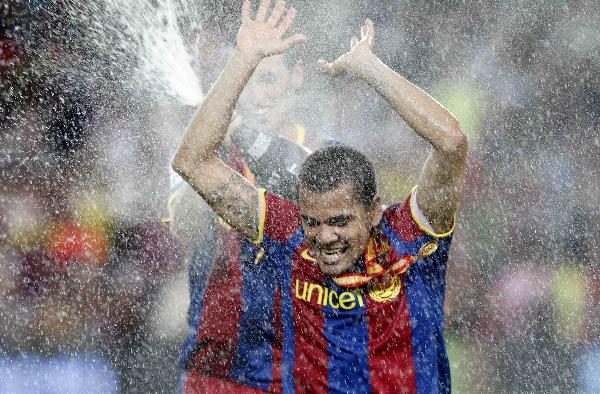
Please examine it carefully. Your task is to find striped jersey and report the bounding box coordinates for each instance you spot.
[180,125,310,393]
[254,188,454,393]
[179,147,281,392]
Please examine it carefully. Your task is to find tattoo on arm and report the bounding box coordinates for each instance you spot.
[202,172,258,237]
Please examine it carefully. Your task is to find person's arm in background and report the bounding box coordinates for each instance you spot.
[231,126,311,203]
[168,182,217,253]
[319,20,467,233]
[171,0,305,240]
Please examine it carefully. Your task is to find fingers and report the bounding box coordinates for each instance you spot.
[350,18,373,48]
[279,33,306,51]
[245,0,298,38]
[364,18,374,46]
[241,0,251,23]
[255,0,272,22]
[271,33,304,55]
[318,59,332,74]
[276,7,297,36]
[267,1,286,27]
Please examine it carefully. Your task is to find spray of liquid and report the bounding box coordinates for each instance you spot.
[51,0,205,106]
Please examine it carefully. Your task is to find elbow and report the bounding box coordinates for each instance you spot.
[443,120,468,156]
[451,129,469,155]
[172,146,215,180]
[171,151,190,179]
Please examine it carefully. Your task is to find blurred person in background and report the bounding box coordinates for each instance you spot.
[167,5,317,392]
[1,5,182,390]
[173,0,467,392]
[0,113,121,393]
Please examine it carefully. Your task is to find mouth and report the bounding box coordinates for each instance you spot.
[313,245,350,266]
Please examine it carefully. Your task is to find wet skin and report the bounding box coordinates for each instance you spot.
[299,182,383,276]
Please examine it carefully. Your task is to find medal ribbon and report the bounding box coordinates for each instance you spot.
[332,237,417,288]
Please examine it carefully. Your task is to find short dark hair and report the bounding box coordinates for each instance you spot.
[298,145,377,207]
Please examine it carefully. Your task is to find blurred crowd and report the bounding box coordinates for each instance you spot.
[1,1,185,392]
[1,0,599,393]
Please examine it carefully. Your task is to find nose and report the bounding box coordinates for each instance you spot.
[253,88,267,104]
[315,224,338,245]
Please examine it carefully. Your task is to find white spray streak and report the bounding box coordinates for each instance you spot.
[62,0,204,106]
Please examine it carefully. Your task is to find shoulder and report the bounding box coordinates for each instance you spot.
[261,191,303,243]
[383,187,454,243]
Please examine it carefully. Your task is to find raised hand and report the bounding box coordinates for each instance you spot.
[319,19,375,76]
[237,0,306,60]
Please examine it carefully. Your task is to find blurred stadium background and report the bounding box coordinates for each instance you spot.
[1,0,599,392]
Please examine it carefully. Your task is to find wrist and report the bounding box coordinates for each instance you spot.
[233,46,263,67]
[350,51,381,77]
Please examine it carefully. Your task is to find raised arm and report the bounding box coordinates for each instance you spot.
[171,0,305,240]
[319,20,467,233]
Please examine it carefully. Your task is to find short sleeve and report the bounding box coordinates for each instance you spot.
[384,189,455,296]
[383,186,454,243]
[409,186,455,238]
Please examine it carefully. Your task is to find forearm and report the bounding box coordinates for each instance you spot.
[355,53,467,230]
[323,18,467,230]
[173,49,261,172]
[355,54,466,153]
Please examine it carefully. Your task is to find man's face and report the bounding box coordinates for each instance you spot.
[299,182,382,276]
[237,55,296,134]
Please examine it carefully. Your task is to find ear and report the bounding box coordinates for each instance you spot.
[290,60,304,91]
[369,195,383,228]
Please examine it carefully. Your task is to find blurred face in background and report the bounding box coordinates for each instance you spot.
[191,26,301,137]
[237,54,301,135]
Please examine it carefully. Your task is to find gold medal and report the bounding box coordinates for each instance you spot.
[368,275,401,302]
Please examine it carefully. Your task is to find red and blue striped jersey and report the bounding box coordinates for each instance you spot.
[180,148,284,393]
[180,126,311,393]
[256,189,454,393]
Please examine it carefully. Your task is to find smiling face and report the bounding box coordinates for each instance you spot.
[299,182,382,276]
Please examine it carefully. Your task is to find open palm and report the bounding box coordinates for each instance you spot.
[237,0,306,59]
[319,19,375,76]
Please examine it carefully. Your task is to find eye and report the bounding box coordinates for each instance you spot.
[301,216,319,228]
[326,216,351,227]
[259,73,277,84]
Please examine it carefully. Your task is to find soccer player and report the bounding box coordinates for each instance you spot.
[172,0,468,392]
[168,18,313,394]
